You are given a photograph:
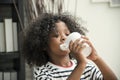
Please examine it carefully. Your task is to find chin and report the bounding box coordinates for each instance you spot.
[60,49,70,54]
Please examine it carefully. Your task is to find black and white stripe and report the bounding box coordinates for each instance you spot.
[34,60,103,80]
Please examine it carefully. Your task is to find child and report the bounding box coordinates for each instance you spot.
[22,13,117,80]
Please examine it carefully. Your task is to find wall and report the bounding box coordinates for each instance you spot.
[65,0,120,79]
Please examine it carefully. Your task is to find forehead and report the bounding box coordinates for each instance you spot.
[49,21,70,36]
[55,21,69,31]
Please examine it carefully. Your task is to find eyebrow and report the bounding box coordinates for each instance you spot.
[65,28,70,32]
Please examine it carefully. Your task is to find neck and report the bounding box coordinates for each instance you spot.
[49,55,72,67]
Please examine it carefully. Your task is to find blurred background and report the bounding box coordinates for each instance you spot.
[25,0,120,79]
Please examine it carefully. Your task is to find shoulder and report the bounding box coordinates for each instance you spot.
[84,61,100,74]
[33,62,58,80]
[82,61,103,80]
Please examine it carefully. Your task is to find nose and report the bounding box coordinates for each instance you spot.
[61,34,67,42]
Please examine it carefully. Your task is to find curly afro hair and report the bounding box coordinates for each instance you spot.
[22,13,87,67]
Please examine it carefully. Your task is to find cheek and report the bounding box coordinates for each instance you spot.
[49,38,60,50]
[48,38,71,55]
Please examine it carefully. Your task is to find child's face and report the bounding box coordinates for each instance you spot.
[48,21,71,57]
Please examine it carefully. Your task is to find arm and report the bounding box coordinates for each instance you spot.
[93,56,117,80]
[68,36,117,80]
[86,37,118,80]
[67,62,86,80]
[67,39,88,80]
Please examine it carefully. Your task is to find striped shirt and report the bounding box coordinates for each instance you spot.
[33,60,103,80]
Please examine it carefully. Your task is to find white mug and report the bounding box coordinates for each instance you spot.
[60,32,92,57]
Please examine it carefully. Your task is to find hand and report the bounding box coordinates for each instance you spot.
[81,36,99,61]
[69,38,88,64]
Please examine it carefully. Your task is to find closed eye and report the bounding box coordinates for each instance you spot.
[65,33,70,36]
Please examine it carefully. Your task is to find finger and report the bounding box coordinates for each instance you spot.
[81,35,89,40]
[80,39,91,47]
[75,41,85,52]
[81,39,96,55]
[69,39,80,52]
[82,39,93,48]
[76,43,82,52]
[73,39,81,50]
[79,45,86,53]
[69,40,73,51]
